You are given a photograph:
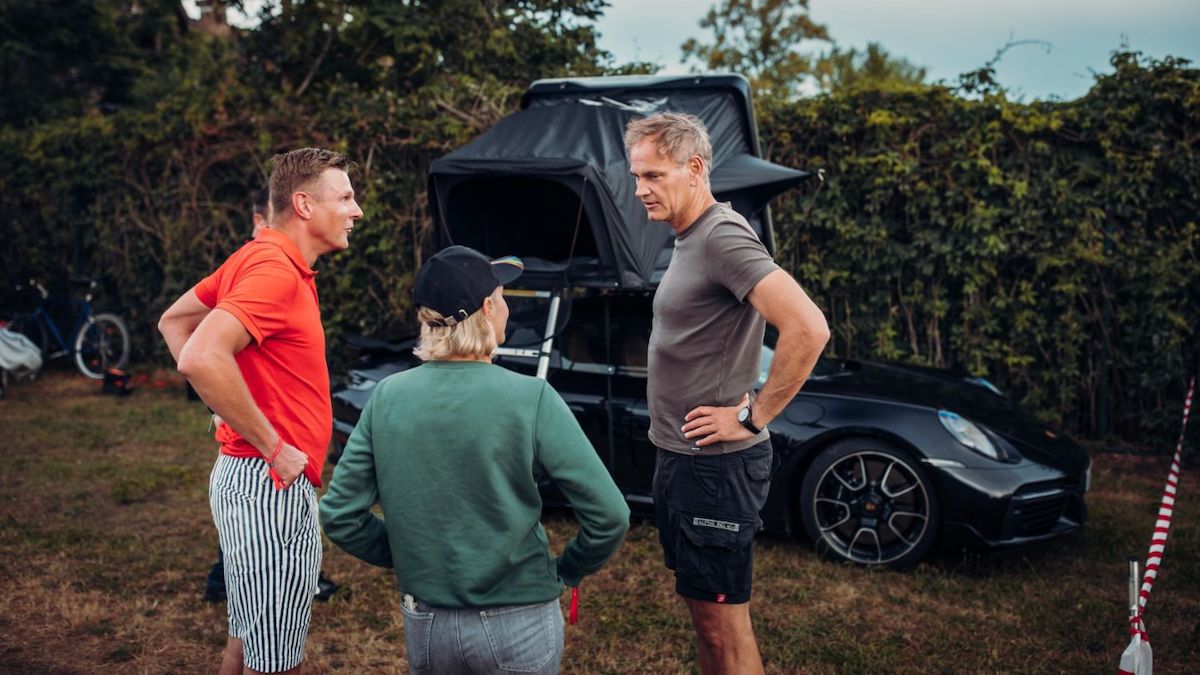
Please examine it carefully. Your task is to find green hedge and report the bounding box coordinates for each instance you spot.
[763,53,1199,443]
[1,48,1196,448]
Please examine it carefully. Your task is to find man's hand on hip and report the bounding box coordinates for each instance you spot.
[683,392,755,447]
[272,442,309,488]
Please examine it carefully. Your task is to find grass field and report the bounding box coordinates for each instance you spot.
[1,372,1198,673]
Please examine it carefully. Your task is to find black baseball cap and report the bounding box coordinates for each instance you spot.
[413,245,524,326]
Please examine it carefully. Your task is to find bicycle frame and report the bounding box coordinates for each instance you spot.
[22,280,97,358]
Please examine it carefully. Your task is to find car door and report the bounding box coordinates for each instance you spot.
[606,295,657,500]
[545,294,658,499]
[546,297,619,476]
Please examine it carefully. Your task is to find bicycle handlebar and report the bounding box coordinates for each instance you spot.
[15,279,50,299]
[17,278,97,299]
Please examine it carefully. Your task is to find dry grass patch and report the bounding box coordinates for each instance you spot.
[1,373,1198,673]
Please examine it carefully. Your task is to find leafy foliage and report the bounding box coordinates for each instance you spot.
[813,42,928,93]
[0,0,191,126]
[763,52,1200,443]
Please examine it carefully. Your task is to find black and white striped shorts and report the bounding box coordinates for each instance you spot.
[209,453,322,673]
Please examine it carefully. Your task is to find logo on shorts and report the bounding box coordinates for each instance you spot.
[692,517,740,532]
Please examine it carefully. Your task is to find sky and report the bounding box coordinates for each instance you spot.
[190,0,1200,101]
[597,0,1200,100]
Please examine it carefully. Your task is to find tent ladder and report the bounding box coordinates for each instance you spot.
[494,288,563,380]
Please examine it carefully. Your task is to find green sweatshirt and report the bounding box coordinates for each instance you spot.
[319,360,630,608]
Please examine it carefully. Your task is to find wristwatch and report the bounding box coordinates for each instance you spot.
[737,405,762,434]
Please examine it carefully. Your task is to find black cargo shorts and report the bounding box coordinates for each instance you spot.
[652,439,775,604]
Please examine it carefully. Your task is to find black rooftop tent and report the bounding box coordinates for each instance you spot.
[427,74,810,290]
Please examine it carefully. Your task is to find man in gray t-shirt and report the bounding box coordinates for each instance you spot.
[648,201,778,455]
[627,113,829,675]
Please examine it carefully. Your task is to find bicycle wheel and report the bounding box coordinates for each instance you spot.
[74,312,130,379]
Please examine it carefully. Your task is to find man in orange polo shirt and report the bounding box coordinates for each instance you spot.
[201,186,341,606]
[159,148,362,675]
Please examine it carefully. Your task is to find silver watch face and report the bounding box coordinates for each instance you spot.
[738,406,750,423]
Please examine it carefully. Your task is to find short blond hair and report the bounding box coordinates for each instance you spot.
[413,298,498,361]
[624,113,713,182]
[269,148,353,220]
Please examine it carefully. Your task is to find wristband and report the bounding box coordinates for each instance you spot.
[267,437,284,467]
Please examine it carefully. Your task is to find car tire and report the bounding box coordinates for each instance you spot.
[799,438,939,569]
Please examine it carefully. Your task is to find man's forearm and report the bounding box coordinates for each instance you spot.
[180,350,278,455]
[743,270,831,428]
[160,321,196,364]
[752,326,827,426]
[158,289,211,363]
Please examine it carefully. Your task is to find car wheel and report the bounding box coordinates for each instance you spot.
[799,438,939,568]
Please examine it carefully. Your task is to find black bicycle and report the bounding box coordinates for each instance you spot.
[6,278,130,379]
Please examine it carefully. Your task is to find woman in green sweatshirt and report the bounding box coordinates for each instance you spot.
[319,245,630,674]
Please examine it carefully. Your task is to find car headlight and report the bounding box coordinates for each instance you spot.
[938,410,1005,461]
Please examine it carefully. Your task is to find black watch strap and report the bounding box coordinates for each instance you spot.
[740,406,762,435]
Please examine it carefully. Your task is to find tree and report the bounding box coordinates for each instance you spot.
[681,1,928,100]
[813,42,926,92]
[0,0,193,126]
[239,0,616,98]
[681,0,831,100]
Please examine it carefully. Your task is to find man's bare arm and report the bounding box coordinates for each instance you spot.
[683,269,829,446]
[173,308,308,486]
[158,290,211,363]
[744,269,829,428]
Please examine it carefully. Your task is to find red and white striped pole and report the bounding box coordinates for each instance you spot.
[1119,377,1194,675]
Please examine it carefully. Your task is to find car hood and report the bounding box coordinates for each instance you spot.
[804,359,1088,471]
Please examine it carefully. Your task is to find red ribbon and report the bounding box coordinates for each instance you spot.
[568,586,579,625]
[1128,376,1194,642]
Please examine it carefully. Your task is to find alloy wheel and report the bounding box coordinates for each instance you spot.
[801,442,938,567]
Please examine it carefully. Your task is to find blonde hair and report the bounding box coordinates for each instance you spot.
[624,113,713,183]
[269,148,353,220]
[413,296,499,361]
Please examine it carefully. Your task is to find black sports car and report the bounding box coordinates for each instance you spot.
[331,291,1090,569]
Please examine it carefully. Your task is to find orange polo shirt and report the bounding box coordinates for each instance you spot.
[193,228,332,487]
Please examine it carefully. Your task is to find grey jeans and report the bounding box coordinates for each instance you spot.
[400,596,564,674]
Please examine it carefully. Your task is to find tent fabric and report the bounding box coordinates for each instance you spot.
[428,75,810,289]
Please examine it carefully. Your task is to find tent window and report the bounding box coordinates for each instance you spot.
[445,176,599,262]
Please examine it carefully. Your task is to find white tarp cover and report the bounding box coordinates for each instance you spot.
[0,327,42,379]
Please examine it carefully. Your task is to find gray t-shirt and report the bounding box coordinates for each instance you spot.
[648,202,779,454]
